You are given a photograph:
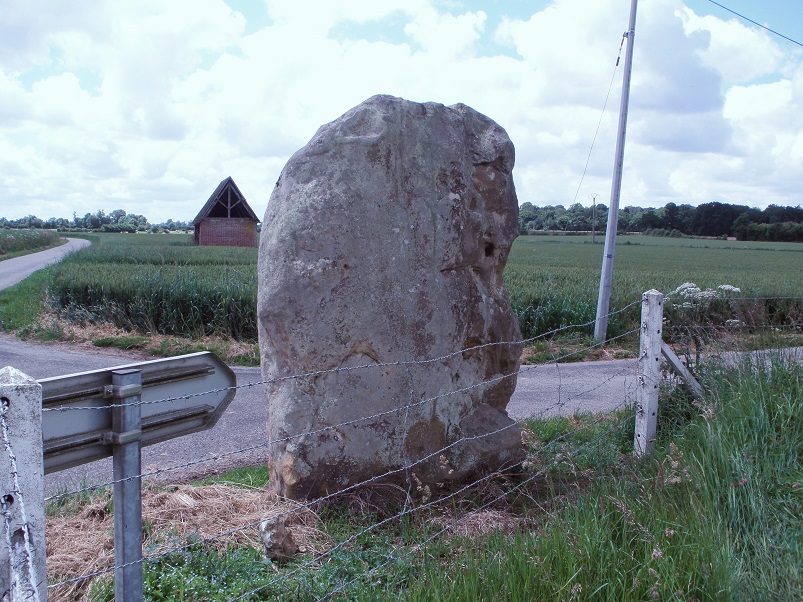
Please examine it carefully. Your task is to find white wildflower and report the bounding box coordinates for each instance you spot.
[669,282,741,304]
[669,282,698,297]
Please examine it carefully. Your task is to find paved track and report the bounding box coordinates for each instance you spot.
[0,238,90,289]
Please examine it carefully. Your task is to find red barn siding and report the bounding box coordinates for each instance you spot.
[196,218,258,247]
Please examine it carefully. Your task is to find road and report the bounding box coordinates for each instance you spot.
[0,334,637,495]
[0,238,91,289]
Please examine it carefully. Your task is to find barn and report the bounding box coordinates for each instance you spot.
[193,177,260,247]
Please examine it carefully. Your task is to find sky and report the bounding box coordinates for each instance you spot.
[0,0,801,224]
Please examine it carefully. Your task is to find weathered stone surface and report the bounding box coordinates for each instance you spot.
[258,94,523,500]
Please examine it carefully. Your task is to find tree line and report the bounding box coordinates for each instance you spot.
[2,201,802,242]
[519,201,803,242]
[0,209,192,233]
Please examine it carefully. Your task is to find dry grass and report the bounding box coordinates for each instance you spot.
[27,312,259,365]
[47,484,331,602]
[428,509,525,539]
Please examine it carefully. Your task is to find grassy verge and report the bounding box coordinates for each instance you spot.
[46,353,801,600]
[0,269,53,332]
[408,354,802,601]
[0,229,64,260]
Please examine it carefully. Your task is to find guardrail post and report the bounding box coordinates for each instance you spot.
[0,367,46,601]
[108,369,143,602]
[634,290,663,457]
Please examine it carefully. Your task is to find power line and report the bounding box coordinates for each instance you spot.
[706,0,803,48]
[570,34,626,206]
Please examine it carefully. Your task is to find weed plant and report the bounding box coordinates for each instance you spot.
[0,228,62,258]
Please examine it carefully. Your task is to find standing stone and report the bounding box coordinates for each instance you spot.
[258,95,523,500]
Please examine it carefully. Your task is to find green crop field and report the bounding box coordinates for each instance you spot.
[46,233,257,340]
[505,234,803,338]
[27,232,803,345]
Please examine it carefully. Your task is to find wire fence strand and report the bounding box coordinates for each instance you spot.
[44,324,639,503]
[38,293,801,597]
[45,318,639,592]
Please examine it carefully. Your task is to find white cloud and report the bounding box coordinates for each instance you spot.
[404,9,487,58]
[0,0,801,223]
[678,7,787,83]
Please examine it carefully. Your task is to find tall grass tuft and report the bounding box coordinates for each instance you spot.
[688,353,802,599]
[406,353,802,601]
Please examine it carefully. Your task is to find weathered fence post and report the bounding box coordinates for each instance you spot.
[108,369,143,602]
[634,290,663,457]
[0,367,46,601]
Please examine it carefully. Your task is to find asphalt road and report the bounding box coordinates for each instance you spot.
[0,334,637,495]
[0,240,637,494]
[0,238,90,289]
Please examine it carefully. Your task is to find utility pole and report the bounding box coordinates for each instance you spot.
[588,193,599,244]
[594,0,639,341]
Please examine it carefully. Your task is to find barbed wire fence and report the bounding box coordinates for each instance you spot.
[1,291,801,600]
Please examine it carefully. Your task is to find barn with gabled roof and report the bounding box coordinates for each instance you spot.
[193,177,260,247]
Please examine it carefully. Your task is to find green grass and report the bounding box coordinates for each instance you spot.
[0,270,53,332]
[53,355,801,600]
[87,543,278,602]
[47,233,258,340]
[194,465,270,489]
[92,336,148,350]
[46,486,111,519]
[405,354,802,601]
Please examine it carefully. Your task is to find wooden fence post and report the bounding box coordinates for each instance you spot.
[634,290,663,457]
[0,367,46,601]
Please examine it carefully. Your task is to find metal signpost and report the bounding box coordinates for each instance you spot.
[38,352,236,601]
[39,352,236,473]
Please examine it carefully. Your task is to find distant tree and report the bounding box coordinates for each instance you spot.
[11,215,44,229]
[84,213,102,229]
[540,205,566,230]
[617,206,644,231]
[675,204,696,233]
[763,204,803,224]
[119,214,149,231]
[109,209,127,224]
[592,204,608,234]
[636,209,661,231]
[689,202,744,237]
[659,202,679,230]
[518,202,537,233]
[731,213,753,240]
[95,209,111,225]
